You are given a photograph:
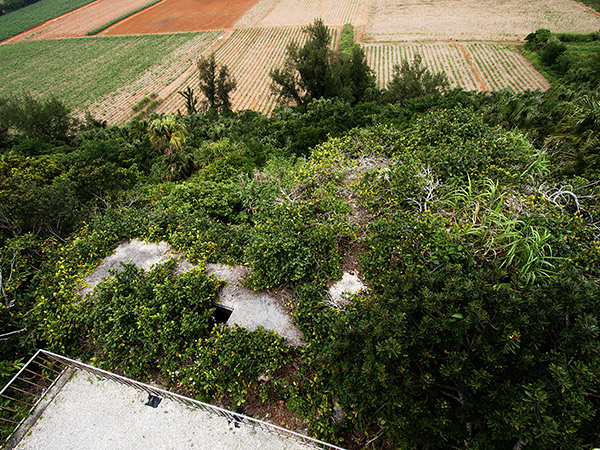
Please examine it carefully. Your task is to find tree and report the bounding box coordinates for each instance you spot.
[270,19,375,107]
[0,94,76,142]
[197,54,237,113]
[178,86,198,115]
[147,116,186,158]
[383,53,449,104]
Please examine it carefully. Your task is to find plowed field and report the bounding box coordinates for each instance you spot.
[364,43,550,92]
[6,0,154,42]
[256,0,361,27]
[364,0,600,42]
[103,0,260,35]
[155,26,339,116]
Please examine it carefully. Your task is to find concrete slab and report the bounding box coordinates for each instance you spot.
[206,264,305,347]
[79,239,194,297]
[328,272,366,308]
[14,371,312,450]
[78,240,304,346]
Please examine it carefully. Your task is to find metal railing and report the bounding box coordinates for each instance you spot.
[0,349,69,448]
[1,349,345,450]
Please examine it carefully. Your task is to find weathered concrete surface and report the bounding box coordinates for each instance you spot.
[14,371,313,450]
[206,264,305,347]
[328,272,366,308]
[78,240,304,346]
[79,239,194,297]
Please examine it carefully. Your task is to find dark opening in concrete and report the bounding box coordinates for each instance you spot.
[210,304,233,329]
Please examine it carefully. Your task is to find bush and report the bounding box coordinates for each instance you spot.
[542,38,567,67]
[177,325,295,407]
[382,53,449,104]
[246,202,343,289]
[86,261,222,377]
[0,94,76,142]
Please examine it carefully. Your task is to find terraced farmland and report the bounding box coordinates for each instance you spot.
[364,43,550,92]
[156,26,339,116]
[0,33,210,115]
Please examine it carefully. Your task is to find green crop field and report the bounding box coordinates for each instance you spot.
[0,0,96,41]
[0,33,199,110]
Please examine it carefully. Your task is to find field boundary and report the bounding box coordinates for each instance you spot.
[458,44,487,91]
[99,0,166,35]
[152,29,233,118]
[1,0,99,43]
[87,0,163,35]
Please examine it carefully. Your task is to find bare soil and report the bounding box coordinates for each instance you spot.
[364,0,600,42]
[5,0,154,42]
[256,0,361,27]
[103,0,260,35]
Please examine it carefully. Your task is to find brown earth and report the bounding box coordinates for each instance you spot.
[364,0,600,42]
[4,0,154,42]
[103,0,260,35]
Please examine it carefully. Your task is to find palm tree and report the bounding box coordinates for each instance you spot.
[556,94,600,174]
[147,116,186,158]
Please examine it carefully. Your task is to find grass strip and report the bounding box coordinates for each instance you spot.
[131,93,158,112]
[86,0,163,36]
[578,0,600,13]
[0,0,95,41]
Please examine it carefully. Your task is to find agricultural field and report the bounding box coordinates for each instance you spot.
[6,0,156,42]
[364,0,600,42]
[252,0,362,27]
[0,0,95,42]
[88,31,222,123]
[0,33,212,116]
[103,0,260,35]
[156,26,338,116]
[364,43,551,92]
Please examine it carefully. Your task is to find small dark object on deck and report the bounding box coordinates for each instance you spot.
[145,394,162,408]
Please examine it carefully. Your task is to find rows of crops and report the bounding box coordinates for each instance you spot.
[10,0,155,41]
[0,33,201,113]
[258,0,361,27]
[363,43,550,92]
[0,0,96,42]
[157,27,339,116]
[464,43,550,92]
[88,31,222,124]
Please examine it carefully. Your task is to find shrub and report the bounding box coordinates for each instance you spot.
[86,261,222,377]
[246,202,343,289]
[177,325,295,407]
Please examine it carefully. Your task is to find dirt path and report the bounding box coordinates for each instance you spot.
[458,44,487,92]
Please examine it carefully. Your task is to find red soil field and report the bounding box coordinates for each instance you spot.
[103,0,260,35]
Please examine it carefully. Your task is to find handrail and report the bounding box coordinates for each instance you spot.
[2,350,345,450]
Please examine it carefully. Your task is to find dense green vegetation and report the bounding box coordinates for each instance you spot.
[0,33,198,109]
[270,19,376,107]
[2,24,600,449]
[0,0,42,16]
[0,0,96,41]
[578,0,600,12]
